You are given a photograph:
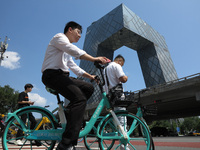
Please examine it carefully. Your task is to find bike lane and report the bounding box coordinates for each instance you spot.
[1,136,199,150]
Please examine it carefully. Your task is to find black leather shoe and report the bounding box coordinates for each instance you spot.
[56,142,76,150]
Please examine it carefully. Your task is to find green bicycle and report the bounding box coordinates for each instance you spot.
[2,62,153,150]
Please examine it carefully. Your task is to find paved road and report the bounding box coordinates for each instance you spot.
[77,136,200,150]
[0,136,200,150]
[151,136,200,150]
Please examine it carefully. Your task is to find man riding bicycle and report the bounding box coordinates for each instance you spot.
[41,21,110,150]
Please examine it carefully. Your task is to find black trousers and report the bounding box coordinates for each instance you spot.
[42,69,94,145]
[16,112,37,139]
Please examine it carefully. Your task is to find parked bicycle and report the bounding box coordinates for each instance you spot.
[2,62,154,150]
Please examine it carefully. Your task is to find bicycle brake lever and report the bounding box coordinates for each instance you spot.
[90,75,100,83]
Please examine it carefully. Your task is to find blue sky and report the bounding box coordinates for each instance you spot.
[0,0,200,111]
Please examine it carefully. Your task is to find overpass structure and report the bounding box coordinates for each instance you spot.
[85,73,200,122]
[130,73,200,122]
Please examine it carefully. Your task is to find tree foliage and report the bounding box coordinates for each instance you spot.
[0,85,19,114]
[149,119,176,131]
[150,117,200,135]
[180,116,200,133]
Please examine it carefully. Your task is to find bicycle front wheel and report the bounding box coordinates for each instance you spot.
[2,107,57,150]
[98,112,152,150]
[83,117,115,150]
[84,127,100,150]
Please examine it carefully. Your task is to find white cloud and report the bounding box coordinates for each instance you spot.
[1,51,20,70]
[28,93,47,107]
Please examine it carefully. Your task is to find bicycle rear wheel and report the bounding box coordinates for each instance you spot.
[2,107,57,150]
[98,112,152,150]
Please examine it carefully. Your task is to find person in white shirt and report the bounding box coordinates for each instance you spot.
[103,55,128,93]
[41,21,110,150]
[103,54,129,150]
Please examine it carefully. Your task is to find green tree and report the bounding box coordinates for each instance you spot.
[149,119,179,133]
[180,116,200,134]
[0,85,19,114]
[149,120,171,129]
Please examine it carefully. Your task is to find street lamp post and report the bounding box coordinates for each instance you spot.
[0,36,9,65]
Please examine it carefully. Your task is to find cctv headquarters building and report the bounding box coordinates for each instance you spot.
[79,4,178,108]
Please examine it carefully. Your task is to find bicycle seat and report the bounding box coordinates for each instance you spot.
[45,87,58,95]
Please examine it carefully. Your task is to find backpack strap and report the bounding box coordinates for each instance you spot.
[105,67,110,88]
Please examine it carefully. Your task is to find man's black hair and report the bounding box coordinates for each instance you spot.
[24,84,33,90]
[114,54,125,62]
[64,21,82,34]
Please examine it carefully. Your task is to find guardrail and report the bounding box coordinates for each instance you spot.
[134,73,200,94]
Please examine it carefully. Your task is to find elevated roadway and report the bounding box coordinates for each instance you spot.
[129,73,200,122]
[85,73,200,122]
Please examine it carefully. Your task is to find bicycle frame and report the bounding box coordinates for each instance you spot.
[79,92,110,137]
[34,116,50,130]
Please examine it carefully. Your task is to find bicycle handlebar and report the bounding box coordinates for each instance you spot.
[94,61,105,69]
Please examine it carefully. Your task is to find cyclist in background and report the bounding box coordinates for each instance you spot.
[15,84,41,146]
[103,54,129,150]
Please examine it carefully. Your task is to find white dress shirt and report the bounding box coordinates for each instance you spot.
[41,33,86,77]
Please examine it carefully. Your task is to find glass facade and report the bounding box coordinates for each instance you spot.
[79,4,178,105]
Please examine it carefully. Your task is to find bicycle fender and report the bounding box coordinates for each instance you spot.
[5,106,58,123]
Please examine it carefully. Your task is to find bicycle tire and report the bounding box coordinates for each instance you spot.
[141,118,155,150]
[150,136,155,150]
[2,107,57,150]
[98,112,152,150]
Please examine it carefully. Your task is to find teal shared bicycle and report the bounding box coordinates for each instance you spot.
[83,89,156,150]
[2,62,154,150]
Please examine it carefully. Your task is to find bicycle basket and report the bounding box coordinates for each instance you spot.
[109,91,134,107]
